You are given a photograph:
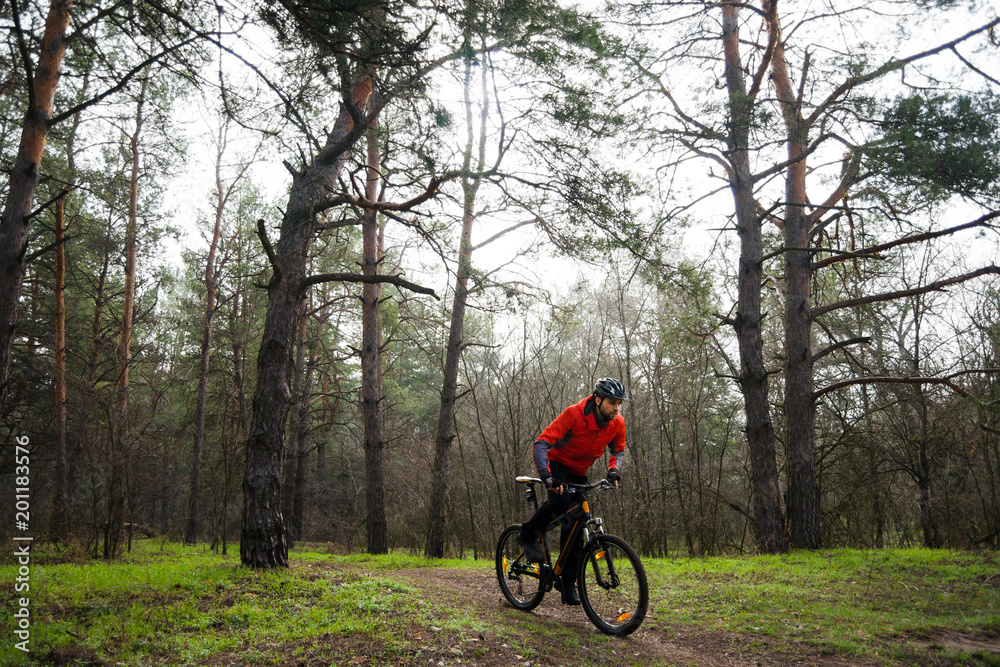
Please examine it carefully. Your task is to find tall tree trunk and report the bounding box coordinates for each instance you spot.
[51,76,85,543]
[669,432,696,556]
[361,122,388,554]
[222,281,247,556]
[317,370,331,492]
[425,48,486,558]
[73,215,112,519]
[906,302,940,547]
[241,78,373,568]
[292,350,315,541]
[0,0,73,418]
[284,299,308,544]
[185,130,227,544]
[87,221,112,384]
[51,188,69,542]
[107,79,146,559]
[766,0,820,548]
[722,3,788,554]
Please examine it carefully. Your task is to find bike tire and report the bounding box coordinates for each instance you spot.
[495,524,546,611]
[577,534,648,636]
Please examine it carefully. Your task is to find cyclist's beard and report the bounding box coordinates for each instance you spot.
[595,399,618,424]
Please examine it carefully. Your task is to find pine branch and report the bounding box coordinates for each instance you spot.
[9,0,35,111]
[50,37,201,125]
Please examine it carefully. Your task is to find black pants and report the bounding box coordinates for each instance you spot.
[520,461,587,577]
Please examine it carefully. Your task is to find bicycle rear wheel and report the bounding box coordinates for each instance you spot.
[578,534,648,635]
[495,524,545,611]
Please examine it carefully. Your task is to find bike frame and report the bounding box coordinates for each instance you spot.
[516,476,608,581]
[499,475,647,636]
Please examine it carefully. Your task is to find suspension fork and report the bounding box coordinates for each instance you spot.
[583,517,620,589]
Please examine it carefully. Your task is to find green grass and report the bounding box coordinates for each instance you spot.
[0,542,425,666]
[1,542,997,666]
[323,548,485,571]
[645,548,1000,661]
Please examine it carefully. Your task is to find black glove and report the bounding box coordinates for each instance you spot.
[606,468,621,485]
[543,475,565,494]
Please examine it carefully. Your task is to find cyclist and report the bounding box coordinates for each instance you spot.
[517,377,627,605]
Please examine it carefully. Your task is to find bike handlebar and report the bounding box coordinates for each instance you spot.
[514,476,615,492]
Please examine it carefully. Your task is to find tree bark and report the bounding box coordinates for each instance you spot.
[51,76,85,543]
[284,299,308,544]
[292,349,315,541]
[106,78,146,559]
[222,257,250,555]
[241,77,373,568]
[51,188,69,542]
[361,122,388,554]
[0,0,73,418]
[317,366,331,493]
[425,46,486,558]
[765,0,820,549]
[722,3,788,554]
[185,130,227,545]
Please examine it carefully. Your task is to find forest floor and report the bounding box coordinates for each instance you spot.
[245,559,999,667]
[5,543,999,667]
[368,563,1000,667]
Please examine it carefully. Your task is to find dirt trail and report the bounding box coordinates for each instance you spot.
[383,566,884,667]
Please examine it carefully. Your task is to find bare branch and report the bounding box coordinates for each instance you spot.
[300,272,439,299]
[751,132,835,185]
[471,218,537,251]
[748,0,779,99]
[813,265,1000,318]
[804,18,1000,131]
[950,46,1000,86]
[814,368,1000,400]
[26,185,75,222]
[255,219,281,283]
[807,152,862,228]
[813,211,1000,270]
[315,217,362,231]
[762,245,879,263]
[316,172,457,216]
[812,336,870,364]
[631,56,723,140]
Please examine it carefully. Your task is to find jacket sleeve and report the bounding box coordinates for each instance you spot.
[532,439,551,478]
[607,421,626,472]
[534,405,576,476]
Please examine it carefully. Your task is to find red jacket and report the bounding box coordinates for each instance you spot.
[534,395,626,477]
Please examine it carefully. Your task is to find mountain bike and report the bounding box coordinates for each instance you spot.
[495,476,648,636]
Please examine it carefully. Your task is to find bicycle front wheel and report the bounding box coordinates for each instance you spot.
[495,524,545,611]
[578,534,648,636]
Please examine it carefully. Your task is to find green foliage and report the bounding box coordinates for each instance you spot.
[258,0,433,73]
[863,93,1000,205]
